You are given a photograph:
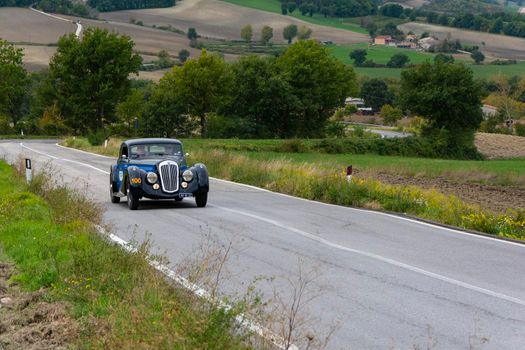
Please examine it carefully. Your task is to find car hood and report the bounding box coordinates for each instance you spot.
[128,157,186,169]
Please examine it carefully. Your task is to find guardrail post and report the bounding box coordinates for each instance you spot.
[346,165,353,182]
[25,158,32,184]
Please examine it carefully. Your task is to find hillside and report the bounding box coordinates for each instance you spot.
[99,0,369,44]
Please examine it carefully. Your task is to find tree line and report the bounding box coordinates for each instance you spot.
[280,0,374,17]
[0,30,356,139]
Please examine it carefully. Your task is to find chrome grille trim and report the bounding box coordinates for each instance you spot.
[158,161,179,193]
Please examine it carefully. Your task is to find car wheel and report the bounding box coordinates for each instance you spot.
[127,182,139,210]
[195,192,207,208]
[110,183,120,203]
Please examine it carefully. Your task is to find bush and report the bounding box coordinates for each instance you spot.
[87,129,106,146]
[275,139,308,153]
[0,115,12,135]
[380,105,403,126]
[514,123,525,137]
[206,115,258,138]
[325,121,346,138]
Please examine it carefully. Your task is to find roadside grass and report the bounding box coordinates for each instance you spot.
[192,149,525,241]
[0,160,255,349]
[64,137,525,187]
[62,138,525,240]
[220,0,368,34]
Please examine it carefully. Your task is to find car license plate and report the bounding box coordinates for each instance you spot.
[179,193,192,198]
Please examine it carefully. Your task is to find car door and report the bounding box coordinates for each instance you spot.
[117,145,129,192]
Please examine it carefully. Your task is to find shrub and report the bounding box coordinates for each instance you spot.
[325,121,346,138]
[380,105,403,126]
[515,123,525,137]
[275,139,308,153]
[87,129,106,146]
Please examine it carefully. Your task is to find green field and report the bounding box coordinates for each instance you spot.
[331,43,435,65]
[220,0,368,34]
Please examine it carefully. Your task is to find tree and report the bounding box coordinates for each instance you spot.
[116,89,144,136]
[380,104,403,125]
[168,50,231,137]
[48,28,142,132]
[178,49,190,63]
[361,78,394,112]
[275,40,357,137]
[141,78,195,138]
[387,53,410,68]
[399,62,485,150]
[283,24,298,44]
[224,56,299,138]
[261,25,273,45]
[240,24,253,42]
[434,53,455,64]
[471,50,485,64]
[187,27,198,41]
[0,39,28,127]
[349,49,367,66]
[297,25,312,40]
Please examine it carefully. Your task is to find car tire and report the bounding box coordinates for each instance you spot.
[195,192,207,208]
[110,183,120,203]
[127,182,139,210]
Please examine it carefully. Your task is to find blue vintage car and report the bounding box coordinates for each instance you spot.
[109,138,209,210]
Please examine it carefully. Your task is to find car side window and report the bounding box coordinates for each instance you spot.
[121,146,128,158]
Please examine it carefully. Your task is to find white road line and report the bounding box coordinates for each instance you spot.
[213,204,525,307]
[55,142,525,248]
[55,142,114,159]
[100,228,297,350]
[20,143,109,174]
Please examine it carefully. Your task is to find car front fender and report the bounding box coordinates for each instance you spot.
[127,166,146,188]
[192,163,209,191]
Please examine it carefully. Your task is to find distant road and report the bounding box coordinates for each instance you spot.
[29,6,82,38]
[1,140,524,349]
[344,122,413,138]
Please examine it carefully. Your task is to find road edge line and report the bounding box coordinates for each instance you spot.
[95,225,298,350]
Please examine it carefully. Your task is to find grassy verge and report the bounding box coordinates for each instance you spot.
[220,0,368,34]
[62,138,525,240]
[64,137,525,187]
[0,160,254,349]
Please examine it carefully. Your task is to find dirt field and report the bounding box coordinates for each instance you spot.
[367,171,525,213]
[0,7,74,43]
[475,132,525,159]
[99,0,369,44]
[0,262,79,350]
[399,22,525,59]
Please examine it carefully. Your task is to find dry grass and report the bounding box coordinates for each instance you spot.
[99,0,369,44]
[475,132,525,159]
[399,22,525,59]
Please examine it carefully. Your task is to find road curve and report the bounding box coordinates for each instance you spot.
[1,140,524,349]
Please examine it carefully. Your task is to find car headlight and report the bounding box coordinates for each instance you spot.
[146,172,158,184]
[182,169,193,182]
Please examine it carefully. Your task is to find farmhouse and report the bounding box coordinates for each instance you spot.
[345,97,365,108]
[374,35,394,45]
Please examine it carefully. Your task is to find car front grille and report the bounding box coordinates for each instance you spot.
[158,161,179,193]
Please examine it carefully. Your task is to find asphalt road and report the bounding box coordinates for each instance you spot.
[1,140,525,349]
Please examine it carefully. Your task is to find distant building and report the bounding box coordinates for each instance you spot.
[418,37,438,50]
[405,34,418,42]
[374,35,394,45]
[345,97,365,108]
[482,104,498,117]
[397,41,417,49]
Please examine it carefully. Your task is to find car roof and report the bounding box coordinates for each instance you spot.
[122,138,182,147]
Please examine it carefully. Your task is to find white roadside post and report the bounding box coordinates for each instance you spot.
[346,165,353,182]
[25,158,32,184]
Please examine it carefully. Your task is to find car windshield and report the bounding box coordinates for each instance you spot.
[129,143,182,159]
